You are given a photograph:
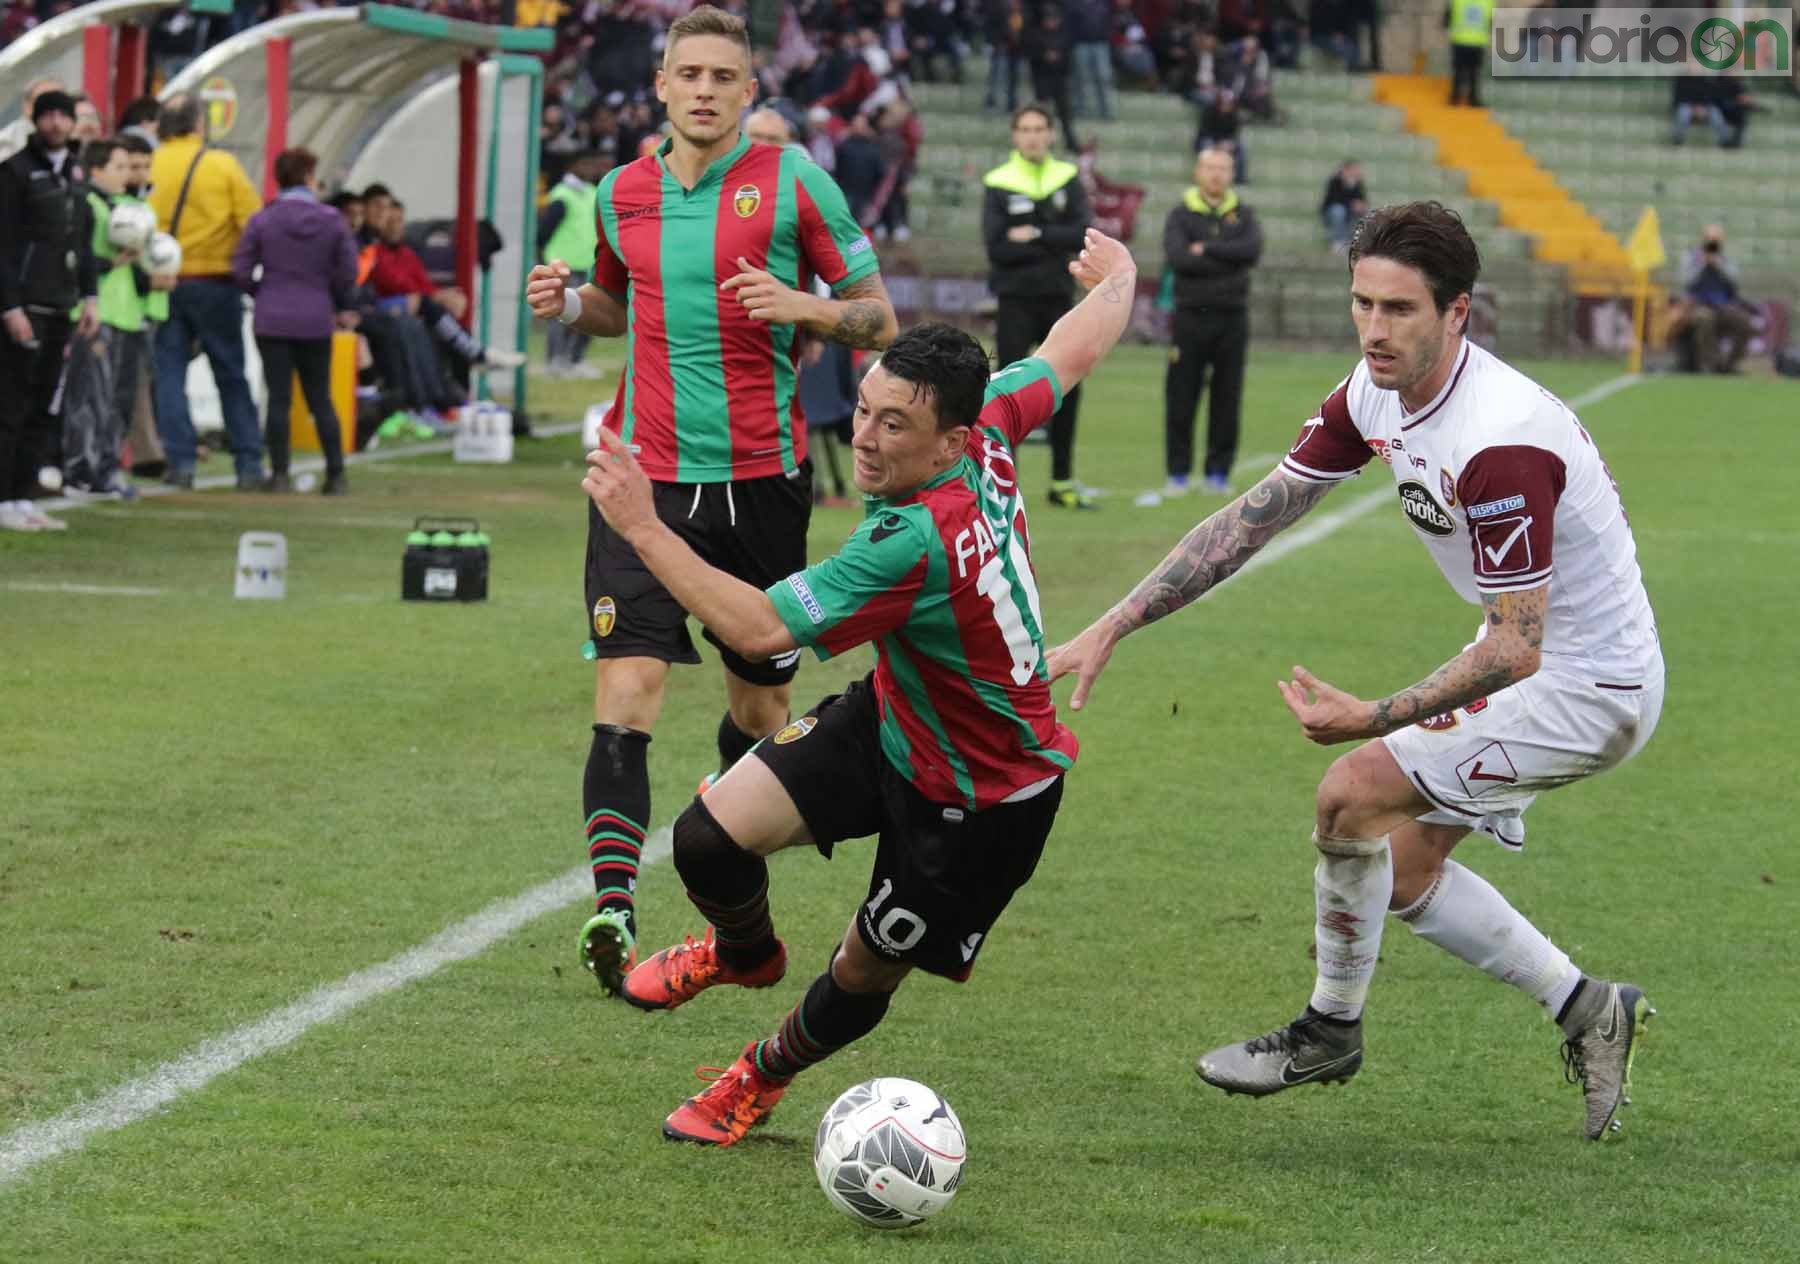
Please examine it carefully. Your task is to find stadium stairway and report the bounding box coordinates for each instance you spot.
[1372,74,1635,295]
[1478,74,1800,304]
[905,64,1574,348]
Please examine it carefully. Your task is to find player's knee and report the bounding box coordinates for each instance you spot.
[672,798,753,887]
[830,947,907,997]
[595,659,667,729]
[726,680,792,738]
[1313,755,1376,842]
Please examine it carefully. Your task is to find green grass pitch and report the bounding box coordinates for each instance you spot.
[2,346,1795,1262]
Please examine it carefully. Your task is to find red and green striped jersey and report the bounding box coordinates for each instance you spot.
[766,357,1077,810]
[591,133,880,483]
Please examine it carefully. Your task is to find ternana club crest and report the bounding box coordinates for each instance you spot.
[733,184,761,218]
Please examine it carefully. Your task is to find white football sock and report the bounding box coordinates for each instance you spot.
[1308,832,1392,1022]
[1395,859,1579,1014]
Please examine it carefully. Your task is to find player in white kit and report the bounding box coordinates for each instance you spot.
[1049,202,1663,1140]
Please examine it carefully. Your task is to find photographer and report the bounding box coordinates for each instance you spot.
[1667,224,1756,374]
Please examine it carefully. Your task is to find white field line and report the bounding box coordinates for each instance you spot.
[77,508,423,530]
[4,581,169,597]
[0,830,671,1189]
[0,374,1641,1187]
[1570,372,1640,408]
[41,418,589,516]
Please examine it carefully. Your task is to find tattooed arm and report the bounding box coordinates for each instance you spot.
[1367,585,1545,734]
[721,264,897,349]
[1277,584,1547,745]
[1034,229,1138,397]
[805,272,898,348]
[1047,467,1335,709]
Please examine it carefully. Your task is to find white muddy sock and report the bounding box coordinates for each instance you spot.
[1307,832,1392,1022]
[1395,858,1579,1014]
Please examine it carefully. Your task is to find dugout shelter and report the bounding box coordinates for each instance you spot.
[161,4,551,413]
[0,0,227,127]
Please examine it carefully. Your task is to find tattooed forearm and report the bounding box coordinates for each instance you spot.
[1367,586,1547,733]
[816,275,897,349]
[828,299,891,348]
[1109,471,1334,634]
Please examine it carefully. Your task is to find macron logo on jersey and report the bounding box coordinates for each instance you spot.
[1467,494,1527,520]
[786,574,826,625]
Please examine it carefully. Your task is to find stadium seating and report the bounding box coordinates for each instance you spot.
[907,65,1570,348]
[1480,75,1800,294]
[907,58,1800,350]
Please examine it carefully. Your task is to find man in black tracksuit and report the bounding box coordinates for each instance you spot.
[0,90,98,531]
[1162,145,1261,497]
[983,104,1093,509]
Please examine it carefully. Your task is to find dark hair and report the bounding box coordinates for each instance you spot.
[82,139,123,170]
[159,94,200,138]
[1010,103,1054,131]
[272,147,318,190]
[327,191,362,212]
[361,182,393,202]
[116,132,153,156]
[118,96,160,128]
[878,323,992,432]
[665,4,751,67]
[1347,201,1481,313]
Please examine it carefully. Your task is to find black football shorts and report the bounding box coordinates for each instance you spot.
[583,461,812,686]
[750,674,1064,981]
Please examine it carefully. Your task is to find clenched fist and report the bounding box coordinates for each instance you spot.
[526,260,575,321]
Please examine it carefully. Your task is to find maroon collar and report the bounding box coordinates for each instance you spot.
[1400,342,1471,432]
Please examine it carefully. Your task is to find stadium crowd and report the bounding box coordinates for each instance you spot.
[11,0,1785,530]
[0,75,529,530]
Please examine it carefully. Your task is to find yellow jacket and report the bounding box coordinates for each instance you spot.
[147,136,262,276]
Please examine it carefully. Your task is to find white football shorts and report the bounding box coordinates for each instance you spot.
[1382,657,1665,850]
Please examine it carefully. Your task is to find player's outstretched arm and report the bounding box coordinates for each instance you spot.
[526,260,627,338]
[1033,228,1138,398]
[1300,584,1547,743]
[1047,467,1334,710]
[581,432,798,661]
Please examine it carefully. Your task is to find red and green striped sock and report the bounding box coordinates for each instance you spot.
[585,724,650,938]
[753,971,892,1079]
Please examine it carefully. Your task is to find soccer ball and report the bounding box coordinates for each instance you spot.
[813,1077,966,1230]
[145,232,182,277]
[107,202,157,255]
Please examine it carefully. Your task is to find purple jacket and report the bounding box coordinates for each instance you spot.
[231,190,357,340]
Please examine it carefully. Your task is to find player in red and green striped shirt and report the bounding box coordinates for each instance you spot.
[580,228,1139,1146]
[523,6,897,998]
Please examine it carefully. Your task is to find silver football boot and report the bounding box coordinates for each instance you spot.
[1196,1009,1364,1097]
[1560,978,1655,1140]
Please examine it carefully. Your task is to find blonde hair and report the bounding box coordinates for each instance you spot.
[664,5,752,68]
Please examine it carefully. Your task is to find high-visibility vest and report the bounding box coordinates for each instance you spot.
[1448,0,1494,48]
[543,177,599,269]
[982,150,1080,202]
